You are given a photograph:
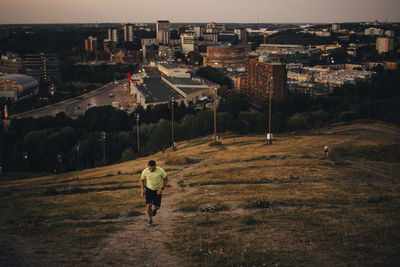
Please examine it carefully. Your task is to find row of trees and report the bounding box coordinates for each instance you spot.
[0,105,326,173]
[1,67,399,174]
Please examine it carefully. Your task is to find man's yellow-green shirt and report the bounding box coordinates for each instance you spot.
[141,166,167,190]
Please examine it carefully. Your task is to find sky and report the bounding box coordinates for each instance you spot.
[1,0,400,24]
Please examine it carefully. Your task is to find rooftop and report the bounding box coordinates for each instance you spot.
[159,63,188,69]
[137,75,182,104]
[0,74,38,91]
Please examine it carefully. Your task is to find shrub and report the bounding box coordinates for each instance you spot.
[244,198,271,209]
[121,148,135,162]
[339,111,357,122]
[288,113,309,131]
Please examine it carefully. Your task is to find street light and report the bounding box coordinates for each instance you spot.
[267,77,274,145]
[136,114,140,153]
[23,152,28,171]
[99,131,106,163]
[171,97,176,150]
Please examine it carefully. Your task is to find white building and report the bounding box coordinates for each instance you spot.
[181,33,196,54]
[385,30,395,38]
[364,27,384,36]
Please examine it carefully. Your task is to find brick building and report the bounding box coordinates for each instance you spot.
[245,57,287,105]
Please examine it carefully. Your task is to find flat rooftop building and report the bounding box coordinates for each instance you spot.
[0,74,39,100]
[131,70,216,107]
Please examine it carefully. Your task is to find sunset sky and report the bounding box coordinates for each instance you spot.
[1,0,399,24]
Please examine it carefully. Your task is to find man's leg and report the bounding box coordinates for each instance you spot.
[146,203,152,220]
[152,193,162,216]
[152,205,160,216]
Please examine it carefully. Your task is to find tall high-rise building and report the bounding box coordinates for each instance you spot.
[234,28,247,43]
[84,36,97,53]
[194,26,204,39]
[112,29,119,43]
[123,24,134,42]
[108,28,119,43]
[376,37,394,54]
[245,57,287,104]
[156,20,171,45]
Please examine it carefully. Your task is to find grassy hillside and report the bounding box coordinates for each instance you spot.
[0,122,399,266]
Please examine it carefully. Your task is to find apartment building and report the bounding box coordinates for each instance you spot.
[245,57,287,104]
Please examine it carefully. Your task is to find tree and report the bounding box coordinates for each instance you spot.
[218,91,250,118]
[121,148,135,162]
[288,113,309,131]
[187,51,203,66]
[174,51,185,63]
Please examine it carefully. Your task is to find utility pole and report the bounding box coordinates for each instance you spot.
[267,77,274,145]
[57,154,62,172]
[213,87,217,143]
[171,97,176,150]
[368,79,372,120]
[136,114,140,153]
[100,131,106,163]
[76,144,80,170]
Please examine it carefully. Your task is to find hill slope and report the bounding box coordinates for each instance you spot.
[1,122,399,266]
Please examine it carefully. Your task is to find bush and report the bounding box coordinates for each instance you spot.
[288,113,309,131]
[339,111,358,122]
[121,148,135,162]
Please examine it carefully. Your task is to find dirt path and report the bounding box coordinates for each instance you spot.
[89,163,202,267]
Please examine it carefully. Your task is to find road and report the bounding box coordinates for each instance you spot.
[11,80,137,119]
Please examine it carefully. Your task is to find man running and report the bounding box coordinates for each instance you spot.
[324,145,329,160]
[140,160,168,225]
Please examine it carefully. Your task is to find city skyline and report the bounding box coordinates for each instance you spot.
[1,0,400,25]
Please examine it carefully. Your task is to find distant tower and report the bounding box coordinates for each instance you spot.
[107,28,112,40]
[194,26,204,39]
[112,29,119,43]
[123,24,134,42]
[108,28,119,43]
[156,20,171,45]
[84,36,97,53]
[234,28,247,43]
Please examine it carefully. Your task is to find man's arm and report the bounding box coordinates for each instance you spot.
[157,176,168,195]
[140,178,145,197]
[162,176,168,188]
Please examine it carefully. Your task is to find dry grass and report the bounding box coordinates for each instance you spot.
[1,122,399,266]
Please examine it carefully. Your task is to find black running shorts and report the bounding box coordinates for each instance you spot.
[145,187,162,206]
